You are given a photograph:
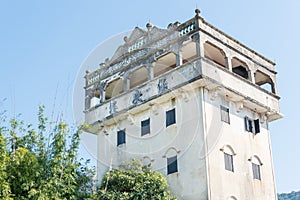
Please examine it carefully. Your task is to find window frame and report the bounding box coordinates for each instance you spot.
[224,152,234,172]
[220,105,230,124]
[167,155,178,175]
[252,163,261,180]
[117,129,126,146]
[166,108,176,127]
[141,118,150,136]
[245,117,260,134]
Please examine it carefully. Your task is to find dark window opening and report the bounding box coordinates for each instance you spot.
[220,106,230,124]
[231,57,249,80]
[117,130,126,146]
[224,153,234,172]
[233,66,249,79]
[167,156,178,175]
[166,108,176,127]
[141,118,150,136]
[245,117,260,134]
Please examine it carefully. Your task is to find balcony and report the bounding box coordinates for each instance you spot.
[85,57,281,130]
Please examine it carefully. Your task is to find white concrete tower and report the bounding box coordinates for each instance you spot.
[84,9,282,200]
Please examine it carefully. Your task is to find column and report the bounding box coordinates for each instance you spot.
[85,89,92,110]
[249,70,255,84]
[225,56,232,72]
[176,50,183,67]
[99,82,106,103]
[147,64,154,80]
[123,73,130,92]
[192,33,202,58]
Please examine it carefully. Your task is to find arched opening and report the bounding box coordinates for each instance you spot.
[255,70,276,94]
[250,155,262,180]
[130,66,148,89]
[182,40,197,64]
[231,57,249,80]
[220,145,236,172]
[105,78,124,100]
[153,52,176,77]
[164,147,179,175]
[204,41,226,68]
[141,156,152,169]
[220,144,236,155]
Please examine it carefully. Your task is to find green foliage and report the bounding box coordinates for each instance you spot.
[0,106,176,199]
[278,191,300,200]
[98,159,177,200]
[0,106,95,199]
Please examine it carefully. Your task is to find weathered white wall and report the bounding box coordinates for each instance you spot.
[96,86,277,200]
[96,88,210,200]
[203,89,277,200]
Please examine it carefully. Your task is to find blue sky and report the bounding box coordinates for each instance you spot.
[0,0,299,193]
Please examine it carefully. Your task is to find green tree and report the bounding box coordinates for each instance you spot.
[0,106,95,199]
[98,159,177,200]
[0,132,11,199]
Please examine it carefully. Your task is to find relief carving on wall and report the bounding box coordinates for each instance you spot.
[132,90,144,105]
[158,78,168,93]
[109,100,118,115]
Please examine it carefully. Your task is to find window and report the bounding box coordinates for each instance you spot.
[117,130,126,146]
[224,153,234,172]
[166,108,176,127]
[244,117,260,134]
[252,163,261,180]
[167,156,178,175]
[220,105,230,124]
[141,118,150,136]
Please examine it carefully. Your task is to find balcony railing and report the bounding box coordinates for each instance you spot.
[85,57,281,126]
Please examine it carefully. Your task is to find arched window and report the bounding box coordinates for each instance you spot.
[231,57,249,80]
[255,70,276,94]
[249,155,263,180]
[164,147,180,175]
[141,156,153,169]
[130,66,148,89]
[220,145,236,172]
[153,52,176,77]
[105,78,124,100]
[204,41,226,68]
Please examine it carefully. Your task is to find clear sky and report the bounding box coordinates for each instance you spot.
[0,0,299,193]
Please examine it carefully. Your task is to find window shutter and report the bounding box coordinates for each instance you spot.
[220,106,230,124]
[254,119,260,134]
[224,153,234,172]
[252,163,261,180]
[249,119,253,133]
[244,117,250,131]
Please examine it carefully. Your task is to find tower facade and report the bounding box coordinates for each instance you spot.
[84,10,282,200]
